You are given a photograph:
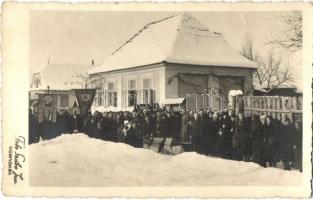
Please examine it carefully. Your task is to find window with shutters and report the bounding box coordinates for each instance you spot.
[106,81,117,107]
[127,79,137,106]
[142,77,154,104]
[97,92,103,106]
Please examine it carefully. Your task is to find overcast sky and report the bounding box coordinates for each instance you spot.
[30,11,302,88]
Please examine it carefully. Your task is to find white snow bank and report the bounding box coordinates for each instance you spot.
[30,133,301,186]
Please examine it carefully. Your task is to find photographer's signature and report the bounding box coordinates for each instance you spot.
[8,136,25,184]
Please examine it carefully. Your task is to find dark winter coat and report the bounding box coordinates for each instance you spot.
[180,112,189,141]
[263,122,276,164]
[125,127,138,147]
[141,120,154,137]
[29,113,40,144]
[235,118,249,157]
[55,113,68,135]
[251,116,265,166]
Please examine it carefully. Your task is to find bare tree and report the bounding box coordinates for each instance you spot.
[258,48,293,92]
[268,11,302,52]
[240,33,293,93]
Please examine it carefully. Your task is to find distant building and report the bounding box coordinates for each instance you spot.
[253,84,302,97]
[87,12,257,111]
[29,63,91,113]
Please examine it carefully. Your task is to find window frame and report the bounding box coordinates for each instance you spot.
[141,74,154,104]
[105,78,116,107]
[127,77,137,107]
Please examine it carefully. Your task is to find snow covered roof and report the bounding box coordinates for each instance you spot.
[30,63,91,90]
[88,12,256,75]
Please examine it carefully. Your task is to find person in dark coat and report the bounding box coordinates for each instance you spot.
[209,112,219,156]
[29,109,40,144]
[103,113,117,142]
[191,113,202,153]
[245,116,253,161]
[272,118,283,164]
[155,112,162,137]
[159,113,167,137]
[131,121,143,148]
[55,109,68,135]
[186,111,194,142]
[251,114,265,167]
[116,112,125,129]
[72,111,82,133]
[85,116,96,138]
[82,111,92,134]
[263,116,276,167]
[92,121,103,139]
[278,118,292,170]
[236,113,249,161]
[229,115,237,160]
[164,112,174,137]
[171,112,181,140]
[125,121,138,147]
[180,110,189,142]
[198,112,209,155]
[141,115,154,138]
[220,112,232,159]
[292,121,302,171]
[64,109,73,133]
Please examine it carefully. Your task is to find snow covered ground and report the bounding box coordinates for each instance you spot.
[29,133,301,186]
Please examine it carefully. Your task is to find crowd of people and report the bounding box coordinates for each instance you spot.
[29,107,302,171]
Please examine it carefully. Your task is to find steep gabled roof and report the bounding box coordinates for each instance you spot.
[88,12,256,75]
[30,63,91,90]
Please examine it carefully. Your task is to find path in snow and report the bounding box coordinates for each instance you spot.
[29,133,301,186]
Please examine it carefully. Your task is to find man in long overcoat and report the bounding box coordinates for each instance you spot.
[263,116,276,167]
[251,114,265,166]
[191,113,203,153]
[235,113,249,161]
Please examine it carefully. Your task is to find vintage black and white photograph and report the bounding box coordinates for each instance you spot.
[2,2,312,198]
[27,10,305,186]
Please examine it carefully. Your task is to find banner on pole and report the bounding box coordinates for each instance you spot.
[74,89,96,116]
[37,94,58,123]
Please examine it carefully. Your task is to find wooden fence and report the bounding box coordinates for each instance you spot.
[233,96,302,123]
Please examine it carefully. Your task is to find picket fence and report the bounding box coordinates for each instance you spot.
[234,96,302,123]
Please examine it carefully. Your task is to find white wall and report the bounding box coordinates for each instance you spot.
[89,63,166,111]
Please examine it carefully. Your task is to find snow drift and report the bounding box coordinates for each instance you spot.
[29,133,301,186]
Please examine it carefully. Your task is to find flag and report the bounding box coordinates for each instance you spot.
[74,89,96,116]
[37,94,58,123]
